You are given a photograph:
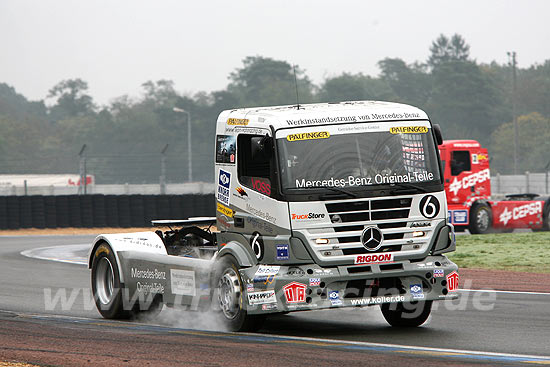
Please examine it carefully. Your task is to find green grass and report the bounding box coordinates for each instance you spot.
[447,232,550,273]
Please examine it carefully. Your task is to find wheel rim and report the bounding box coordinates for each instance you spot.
[476,208,490,232]
[218,268,241,320]
[96,257,115,305]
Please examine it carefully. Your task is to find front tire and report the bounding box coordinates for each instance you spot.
[469,202,492,234]
[91,243,130,319]
[213,255,265,332]
[381,300,432,327]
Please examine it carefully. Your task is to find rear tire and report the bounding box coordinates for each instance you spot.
[543,206,550,231]
[469,202,492,234]
[380,300,432,327]
[535,206,550,232]
[213,255,265,332]
[91,243,130,319]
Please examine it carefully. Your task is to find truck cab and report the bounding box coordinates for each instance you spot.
[213,101,458,329]
[439,140,491,206]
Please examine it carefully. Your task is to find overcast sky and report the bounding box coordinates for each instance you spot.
[1,0,549,106]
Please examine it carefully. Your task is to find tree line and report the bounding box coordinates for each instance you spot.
[0,34,549,184]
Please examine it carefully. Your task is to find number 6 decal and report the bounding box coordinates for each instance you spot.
[419,195,440,219]
[250,231,264,261]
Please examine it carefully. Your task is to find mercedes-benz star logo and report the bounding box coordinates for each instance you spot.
[361,226,383,251]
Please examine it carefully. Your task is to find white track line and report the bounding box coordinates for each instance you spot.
[242,331,550,361]
[21,244,89,265]
[459,289,550,296]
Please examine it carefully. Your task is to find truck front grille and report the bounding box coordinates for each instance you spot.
[325,198,411,254]
[299,196,435,264]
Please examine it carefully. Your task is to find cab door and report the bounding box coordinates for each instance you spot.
[448,149,472,204]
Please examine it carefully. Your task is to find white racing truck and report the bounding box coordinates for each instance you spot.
[89,101,458,331]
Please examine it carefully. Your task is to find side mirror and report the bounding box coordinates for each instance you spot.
[251,135,273,161]
[433,124,444,145]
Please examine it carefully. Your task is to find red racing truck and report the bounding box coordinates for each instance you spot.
[439,140,550,234]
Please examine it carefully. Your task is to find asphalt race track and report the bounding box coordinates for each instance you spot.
[1,235,549,366]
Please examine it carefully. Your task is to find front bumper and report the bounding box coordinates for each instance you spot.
[240,255,458,314]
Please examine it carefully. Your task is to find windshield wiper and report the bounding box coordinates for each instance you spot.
[287,186,358,198]
[389,183,428,195]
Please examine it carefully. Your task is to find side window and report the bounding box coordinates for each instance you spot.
[237,134,273,196]
[450,150,471,176]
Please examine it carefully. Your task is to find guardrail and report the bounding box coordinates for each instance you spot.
[0,182,215,196]
[491,172,550,195]
[0,194,215,229]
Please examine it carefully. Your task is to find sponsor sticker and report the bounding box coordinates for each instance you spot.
[215,135,236,164]
[286,131,330,142]
[246,203,277,224]
[246,217,274,234]
[447,271,459,292]
[389,126,428,134]
[255,265,281,277]
[499,208,512,226]
[313,268,335,275]
[254,274,275,285]
[291,213,325,220]
[471,153,488,164]
[498,202,543,226]
[354,253,394,265]
[449,168,490,196]
[227,118,249,126]
[294,171,433,189]
[216,202,234,218]
[170,269,196,296]
[262,303,278,311]
[452,210,468,224]
[309,278,321,286]
[247,283,254,293]
[217,169,231,205]
[329,290,342,306]
[276,244,289,260]
[250,177,271,196]
[235,187,248,197]
[283,282,307,304]
[350,295,405,306]
[433,269,444,278]
[131,268,167,280]
[286,267,305,277]
[410,284,424,299]
[136,282,164,294]
[248,290,276,305]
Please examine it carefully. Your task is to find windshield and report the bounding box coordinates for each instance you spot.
[276,121,441,192]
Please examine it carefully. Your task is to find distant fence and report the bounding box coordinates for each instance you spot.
[0,194,215,229]
[0,182,215,196]
[491,173,550,195]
